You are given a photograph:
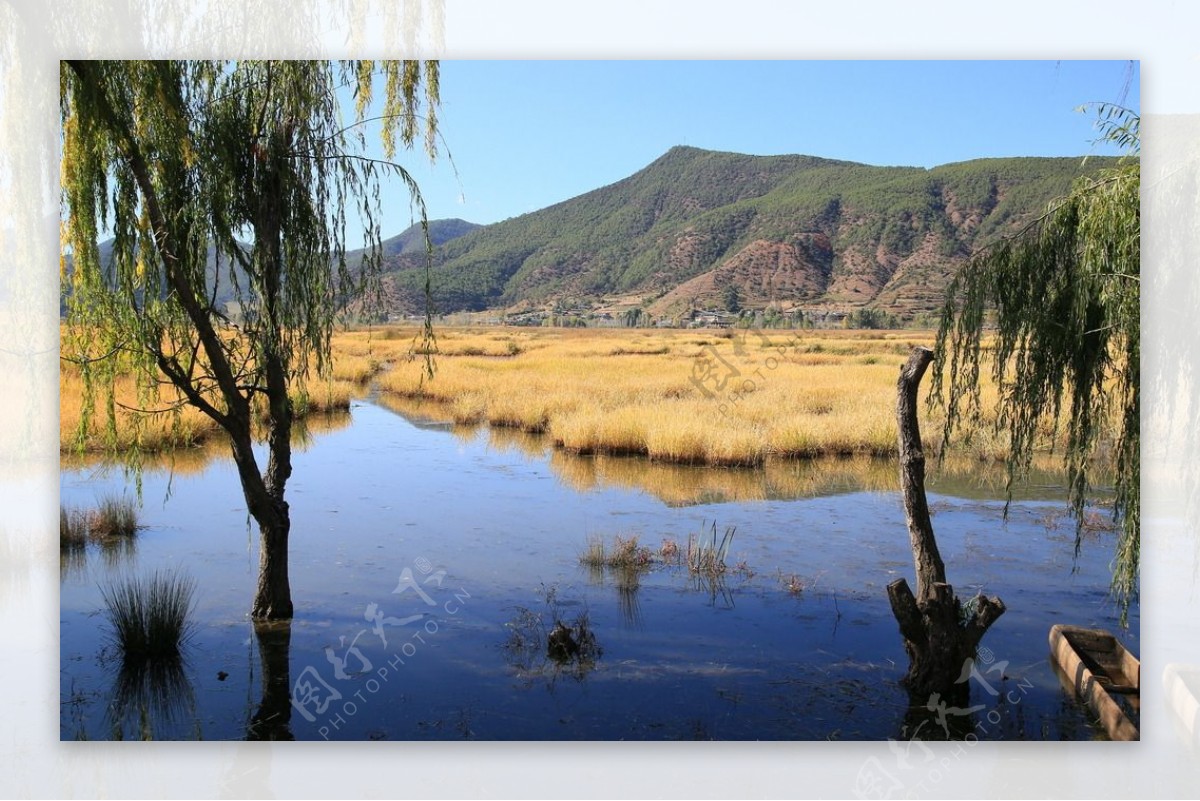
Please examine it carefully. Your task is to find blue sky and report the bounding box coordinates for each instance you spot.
[377,60,1140,236]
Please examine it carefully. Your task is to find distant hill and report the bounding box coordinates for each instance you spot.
[68,218,480,317]
[380,218,481,257]
[373,146,1121,323]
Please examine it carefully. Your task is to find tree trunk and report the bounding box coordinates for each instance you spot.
[889,347,1005,702]
[227,426,294,621]
[246,121,295,622]
[252,511,293,621]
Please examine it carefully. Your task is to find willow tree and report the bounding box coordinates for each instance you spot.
[61,60,440,620]
[931,106,1139,619]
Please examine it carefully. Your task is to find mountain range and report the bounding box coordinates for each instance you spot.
[75,146,1121,326]
[371,145,1119,324]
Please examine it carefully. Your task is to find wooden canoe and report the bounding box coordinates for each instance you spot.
[1049,624,1140,741]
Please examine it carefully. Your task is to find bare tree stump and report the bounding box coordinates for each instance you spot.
[890,347,1005,702]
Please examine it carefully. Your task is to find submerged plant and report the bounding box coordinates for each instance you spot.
[503,583,601,683]
[660,537,680,563]
[100,569,197,663]
[687,521,736,576]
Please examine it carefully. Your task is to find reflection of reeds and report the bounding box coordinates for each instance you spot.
[548,448,1077,507]
[485,426,551,459]
[61,439,228,477]
[97,531,137,568]
[107,655,196,741]
[60,506,89,579]
[614,567,643,627]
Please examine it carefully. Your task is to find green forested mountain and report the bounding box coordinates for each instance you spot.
[72,150,1118,325]
[375,145,1119,322]
[373,217,481,259]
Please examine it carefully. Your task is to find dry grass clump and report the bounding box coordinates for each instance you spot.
[91,493,140,538]
[61,494,141,543]
[659,537,680,562]
[580,534,654,570]
[61,495,142,575]
[290,379,356,415]
[60,505,90,552]
[331,352,383,384]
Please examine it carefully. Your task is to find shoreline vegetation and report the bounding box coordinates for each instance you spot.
[372,326,1065,467]
[62,325,1082,470]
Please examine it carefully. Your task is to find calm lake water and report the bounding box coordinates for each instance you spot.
[60,398,1138,741]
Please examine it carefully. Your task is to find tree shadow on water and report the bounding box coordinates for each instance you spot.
[245,621,294,741]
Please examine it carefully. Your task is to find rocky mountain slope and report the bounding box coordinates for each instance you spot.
[375,146,1118,323]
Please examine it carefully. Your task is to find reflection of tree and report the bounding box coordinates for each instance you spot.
[245,622,294,741]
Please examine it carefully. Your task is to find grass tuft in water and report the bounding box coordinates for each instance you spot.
[100,569,197,662]
[91,493,140,539]
[60,504,89,552]
[687,521,736,576]
[580,534,653,569]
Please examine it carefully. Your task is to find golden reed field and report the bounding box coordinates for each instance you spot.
[61,324,1066,466]
[365,325,1044,467]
